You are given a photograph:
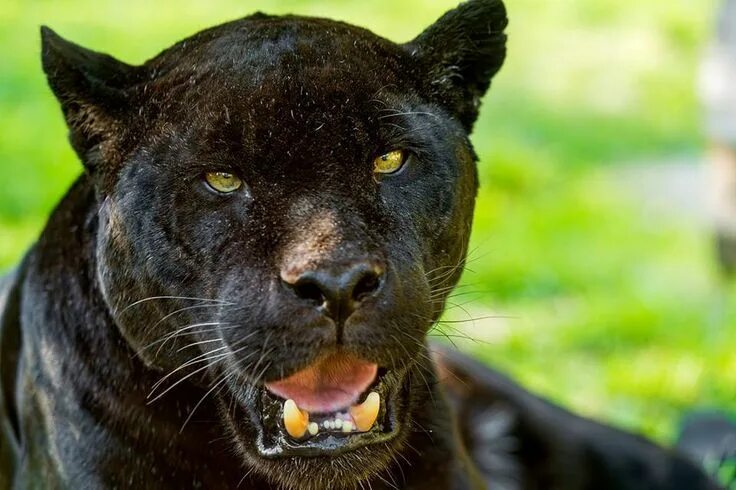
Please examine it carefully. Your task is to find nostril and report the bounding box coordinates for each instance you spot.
[352,269,383,302]
[289,278,326,307]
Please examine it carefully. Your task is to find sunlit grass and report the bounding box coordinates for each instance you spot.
[448,156,736,441]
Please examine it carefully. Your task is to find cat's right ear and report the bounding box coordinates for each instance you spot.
[41,27,144,171]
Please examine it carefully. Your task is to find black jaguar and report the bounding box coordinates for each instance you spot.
[0,1,725,488]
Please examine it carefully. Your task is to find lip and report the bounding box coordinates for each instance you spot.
[228,364,410,459]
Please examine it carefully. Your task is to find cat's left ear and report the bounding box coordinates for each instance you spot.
[406,0,508,130]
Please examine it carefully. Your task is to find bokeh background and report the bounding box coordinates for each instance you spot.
[1,0,733,444]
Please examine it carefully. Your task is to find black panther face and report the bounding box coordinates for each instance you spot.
[41,2,506,488]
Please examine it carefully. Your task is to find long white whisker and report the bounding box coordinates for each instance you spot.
[147,353,230,404]
[151,303,225,330]
[377,111,438,120]
[152,321,229,356]
[179,372,235,433]
[135,322,226,357]
[121,296,232,313]
[177,338,222,352]
[149,346,229,393]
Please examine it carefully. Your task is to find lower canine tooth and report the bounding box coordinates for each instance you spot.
[342,421,354,433]
[349,392,380,432]
[283,399,309,439]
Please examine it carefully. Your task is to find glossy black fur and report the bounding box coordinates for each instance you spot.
[0,1,720,489]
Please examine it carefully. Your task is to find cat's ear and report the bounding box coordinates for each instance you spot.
[406,0,508,130]
[41,27,143,170]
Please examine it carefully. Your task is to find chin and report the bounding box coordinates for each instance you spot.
[218,351,417,489]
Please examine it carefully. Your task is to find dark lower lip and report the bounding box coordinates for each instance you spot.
[257,423,400,458]
[242,368,409,458]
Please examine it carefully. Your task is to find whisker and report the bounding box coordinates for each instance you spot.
[443,300,475,322]
[444,289,487,301]
[377,111,438,120]
[121,295,231,313]
[392,333,436,406]
[222,330,260,349]
[147,357,227,404]
[177,338,222,352]
[180,371,235,433]
[429,326,460,349]
[428,331,490,345]
[375,471,400,490]
[436,315,512,324]
[151,303,225,331]
[149,346,229,393]
[134,322,226,357]
[428,283,475,300]
[237,467,256,488]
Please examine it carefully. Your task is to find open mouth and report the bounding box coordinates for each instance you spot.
[252,352,405,458]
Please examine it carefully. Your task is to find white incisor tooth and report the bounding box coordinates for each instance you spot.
[349,392,380,432]
[308,422,319,436]
[283,399,309,439]
[334,419,343,429]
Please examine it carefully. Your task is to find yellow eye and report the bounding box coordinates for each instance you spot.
[373,150,407,175]
[204,171,243,194]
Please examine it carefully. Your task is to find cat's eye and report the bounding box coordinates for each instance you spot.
[204,171,243,194]
[373,150,407,175]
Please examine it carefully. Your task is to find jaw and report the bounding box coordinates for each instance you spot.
[218,360,418,489]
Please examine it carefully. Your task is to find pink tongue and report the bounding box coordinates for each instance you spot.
[265,353,378,413]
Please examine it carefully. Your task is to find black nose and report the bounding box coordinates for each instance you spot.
[281,261,385,323]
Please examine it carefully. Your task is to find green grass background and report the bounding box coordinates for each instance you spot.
[1,0,733,444]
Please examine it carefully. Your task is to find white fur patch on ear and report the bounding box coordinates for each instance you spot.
[405,0,508,129]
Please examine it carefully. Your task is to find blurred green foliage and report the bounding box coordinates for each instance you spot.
[1,0,733,443]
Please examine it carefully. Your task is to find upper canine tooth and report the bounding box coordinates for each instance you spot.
[349,392,380,432]
[283,399,309,439]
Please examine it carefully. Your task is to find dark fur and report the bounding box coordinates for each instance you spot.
[435,347,720,490]
[0,1,720,489]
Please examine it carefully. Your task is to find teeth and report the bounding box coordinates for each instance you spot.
[349,392,380,432]
[283,399,309,439]
[283,393,380,438]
